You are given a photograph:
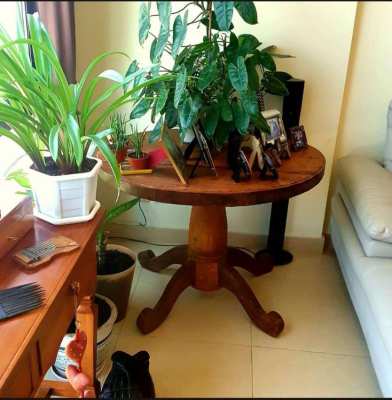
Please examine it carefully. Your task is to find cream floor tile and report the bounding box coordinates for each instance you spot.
[250,252,368,356]
[252,346,381,398]
[115,335,252,398]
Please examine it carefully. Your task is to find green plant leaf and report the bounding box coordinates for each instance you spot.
[138,2,151,45]
[238,34,261,56]
[245,55,260,91]
[99,69,124,83]
[66,115,83,168]
[6,169,31,190]
[155,83,169,114]
[241,89,258,115]
[257,50,276,71]
[274,71,293,81]
[124,60,138,91]
[234,1,258,24]
[232,100,249,134]
[228,56,248,92]
[179,97,197,129]
[149,115,163,143]
[213,1,234,31]
[203,104,220,137]
[174,65,187,108]
[201,11,234,31]
[172,11,188,58]
[164,97,178,128]
[157,1,172,27]
[129,97,154,120]
[150,37,158,63]
[220,99,233,121]
[48,124,60,162]
[251,113,270,134]
[152,24,169,63]
[197,61,218,91]
[262,73,289,96]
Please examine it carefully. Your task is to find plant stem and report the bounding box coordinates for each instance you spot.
[151,2,194,17]
[206,1,212,40]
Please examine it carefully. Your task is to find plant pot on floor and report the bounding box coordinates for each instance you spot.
[28,156,102,225]
[97,244,136,322]
[52,293,117,380]
[128,152,150,170]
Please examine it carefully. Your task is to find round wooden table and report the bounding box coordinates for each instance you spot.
[101,146,325,337]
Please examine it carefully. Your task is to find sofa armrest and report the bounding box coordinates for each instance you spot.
[336,155,392,243]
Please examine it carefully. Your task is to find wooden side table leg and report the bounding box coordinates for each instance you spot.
[139,245,188,273]
[227,247,273,276]
[256,199,294,266]
[220,266,284,337]
[137,264,193,334]
[77,296,98,397]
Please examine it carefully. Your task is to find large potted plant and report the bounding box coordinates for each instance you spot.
[0,8,173,224]
[96,197,140,321]
[131,1,292,152]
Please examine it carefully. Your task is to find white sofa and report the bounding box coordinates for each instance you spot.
[330,150,392,396]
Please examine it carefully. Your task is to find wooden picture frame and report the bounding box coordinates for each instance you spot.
[289,125,308,151]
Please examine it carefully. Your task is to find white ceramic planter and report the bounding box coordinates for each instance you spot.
[52,293,118,380]
[29,157,102,225]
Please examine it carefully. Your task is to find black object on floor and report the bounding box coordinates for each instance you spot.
[0,282,45,321]
[100,350,156,400]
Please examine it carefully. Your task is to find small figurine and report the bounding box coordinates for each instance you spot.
[260,151,279,180]
[228,130,252,182]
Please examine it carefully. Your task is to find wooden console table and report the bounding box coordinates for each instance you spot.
[102,146,325,338]
[0,199,104,398]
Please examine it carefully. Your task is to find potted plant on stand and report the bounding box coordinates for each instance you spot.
[128,126,150,170]
[110,113,129,163]
[0,8,174,224]
[96,197,140,322]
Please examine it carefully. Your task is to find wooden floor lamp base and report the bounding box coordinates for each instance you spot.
[137,206,284,338]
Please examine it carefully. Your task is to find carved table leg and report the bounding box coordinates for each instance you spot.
[138,245,187,273]
[220,266,284,337]
[227,247,273,276]
[137,264,193,334]
[256,199,294,266]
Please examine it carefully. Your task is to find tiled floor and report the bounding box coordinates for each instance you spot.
[107,239,381,398]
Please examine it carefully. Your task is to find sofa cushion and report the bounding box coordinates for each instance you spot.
[336,155,392,243]
[384,99,392,172]
[337,181,392,257]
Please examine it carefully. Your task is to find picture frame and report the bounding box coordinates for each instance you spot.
[289,125,308,151]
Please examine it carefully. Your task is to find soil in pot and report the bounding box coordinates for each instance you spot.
[32,156,97,176]
[98,250,134,275]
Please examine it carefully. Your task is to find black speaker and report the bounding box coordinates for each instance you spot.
[282,79,305,132]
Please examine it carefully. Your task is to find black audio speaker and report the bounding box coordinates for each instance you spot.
[282,79,305,132]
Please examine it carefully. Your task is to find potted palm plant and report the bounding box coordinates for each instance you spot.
[110,113,129,163]
[127,126,149,170]
[96,197,139,321]
[0,8,173,224]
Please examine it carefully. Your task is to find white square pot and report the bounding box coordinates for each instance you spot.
[29,157,102,225]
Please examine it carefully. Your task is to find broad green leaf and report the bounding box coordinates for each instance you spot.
[155,83,169,114]
[213,1,234,31]
[48,124,60,161]
[6,169,31,190]
[225,32,239,62]
[245,55,260,91]
[234,1,258,24]
[149,116,163,143]
[174,65,187,108]
[201,11,234,31]
[203,104,220,137]
[179,97,196,129]
[215,120,231,147]
[123,60,138,91]
[241,89,258,115]
[197,61,218,91]
[251,113,270,134]
[99,69,124,83]
[150,38,157,63]
[262,73,289,96]
[157,1,172,27]
[66,115,83,167]
[220,99,233,121]
[164,97,178,128]
[138,2,151,45]
[129,97,154,119]
[238,34,261,56]
[274,71,293,81]
[232,100,249,134]
[152,24,169,62]
[228,56,248,92]
[257,50,276,71]
[262,45,295,58]
[172,11,188,58]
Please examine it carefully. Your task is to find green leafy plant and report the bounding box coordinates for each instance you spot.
[6,169,32,198]
[96,198,140,274]
[109,113,129,152]
[128,125,147,159]
[0,6,174,186]
[133,1,293,147]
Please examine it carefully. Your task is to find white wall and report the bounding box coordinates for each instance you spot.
[75,1,358,239]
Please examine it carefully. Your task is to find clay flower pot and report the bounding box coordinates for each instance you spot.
[116,148,127,163]
[128,152,150,170]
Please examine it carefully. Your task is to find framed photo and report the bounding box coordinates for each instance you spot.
[289,125,308,151]
[161,128,189,184]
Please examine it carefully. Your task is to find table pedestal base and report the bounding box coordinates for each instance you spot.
[137,206,284,338]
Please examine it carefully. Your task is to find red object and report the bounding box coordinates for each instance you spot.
[128,152,150,170]
[147,147,167,168]
[116,148,127,163]
[65,329,87,370]
[66,365,90,398]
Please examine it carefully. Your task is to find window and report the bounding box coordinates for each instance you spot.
[0,2,30,217]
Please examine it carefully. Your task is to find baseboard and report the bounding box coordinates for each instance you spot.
[108,222,325,255]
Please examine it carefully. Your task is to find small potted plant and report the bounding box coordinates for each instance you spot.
[96,198,139,321]
[110,113,129,163]
[128,126,150,170]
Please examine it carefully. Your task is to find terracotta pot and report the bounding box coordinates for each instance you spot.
[96,244,136,322]
[128,152,150,170]
[116,148,127,163]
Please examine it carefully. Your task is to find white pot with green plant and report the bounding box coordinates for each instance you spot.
[96,198,140,321]
[0,8,174,224]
